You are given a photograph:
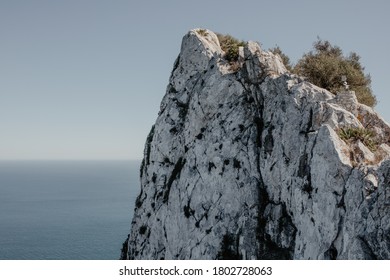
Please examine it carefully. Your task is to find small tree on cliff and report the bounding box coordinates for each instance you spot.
[294,39,376,107]
[270,39,376,107]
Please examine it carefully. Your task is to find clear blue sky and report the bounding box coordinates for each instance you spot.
[1,0,389,160]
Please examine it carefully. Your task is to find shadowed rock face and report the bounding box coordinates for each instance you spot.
[123,29,390,260]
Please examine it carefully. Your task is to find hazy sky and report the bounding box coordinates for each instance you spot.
[1,0,389,160]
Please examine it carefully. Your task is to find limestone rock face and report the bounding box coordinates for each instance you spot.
[124,29,390,260]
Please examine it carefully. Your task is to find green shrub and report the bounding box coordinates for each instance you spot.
[294,39,376,107]
[338,126,377,151]
[197,29,208,36]
[216,33,245,62]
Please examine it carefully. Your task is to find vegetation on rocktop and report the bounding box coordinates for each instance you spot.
[211,32,376,107]
[338,126,378,151]
[216,33,245,63]
[196,29,208,36]
[270,39,376,107]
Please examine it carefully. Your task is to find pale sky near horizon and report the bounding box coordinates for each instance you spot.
[1,0,389,160]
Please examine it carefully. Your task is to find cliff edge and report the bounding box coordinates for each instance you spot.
[123,29,390,260]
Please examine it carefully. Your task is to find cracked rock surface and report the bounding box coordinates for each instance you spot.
[123,29,390,260]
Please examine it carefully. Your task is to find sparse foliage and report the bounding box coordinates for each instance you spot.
[216,33,245,63]
[197,29,208,36]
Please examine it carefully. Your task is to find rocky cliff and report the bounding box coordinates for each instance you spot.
[123,29,390,260]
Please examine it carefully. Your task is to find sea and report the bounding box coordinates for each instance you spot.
[0,160,140,260]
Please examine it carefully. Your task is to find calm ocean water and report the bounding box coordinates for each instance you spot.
[0,160,140,260]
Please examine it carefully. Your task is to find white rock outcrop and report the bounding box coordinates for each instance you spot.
[122,29,390,260]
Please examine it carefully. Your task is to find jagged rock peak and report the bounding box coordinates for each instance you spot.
[168,29,287,91]
[123,29,390,260]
